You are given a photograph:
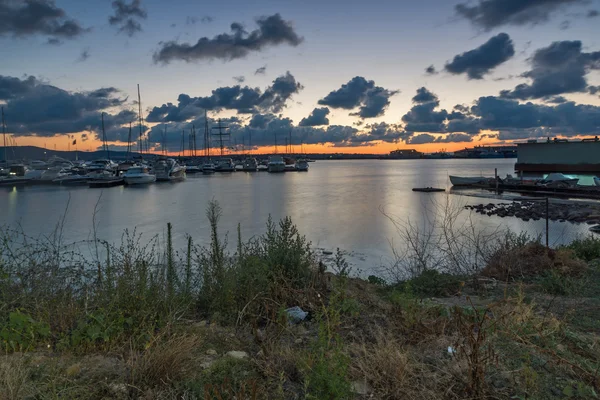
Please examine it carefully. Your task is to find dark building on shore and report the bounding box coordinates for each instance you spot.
[388,149,423,159]
[515,138,600,175]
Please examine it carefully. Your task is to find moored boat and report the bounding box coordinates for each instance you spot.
[295,159,309,172]
[123,165,156,185]
[153,158,186,181]
[215,158,235,172]
[267,156,286,173]
[449,175,492,186]
[242,157,258,172]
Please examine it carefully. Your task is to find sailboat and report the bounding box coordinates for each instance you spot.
[118,122,136,173]
[202,111,216,174]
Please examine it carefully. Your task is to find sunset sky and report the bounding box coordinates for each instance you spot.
[1,0,600,155]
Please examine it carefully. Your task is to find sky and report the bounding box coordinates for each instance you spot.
[1,0,600,155]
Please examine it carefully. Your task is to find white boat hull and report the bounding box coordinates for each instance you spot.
[124,174,156,185]
[449,176,491,186]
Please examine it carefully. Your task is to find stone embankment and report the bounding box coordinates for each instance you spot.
[465,201,600,226]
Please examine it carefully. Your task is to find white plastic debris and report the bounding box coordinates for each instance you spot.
[285,306,308,324]
[447,346,456,355]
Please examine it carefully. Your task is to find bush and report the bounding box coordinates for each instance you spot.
[565,236,600,262]
[539,270,578,296]
[482,243,586,281]
[396,269,464,298]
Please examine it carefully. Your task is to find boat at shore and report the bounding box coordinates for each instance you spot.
[449,176,493,186]
[123,165,156,185]
[267,156,286,173]
[538,173,579,187]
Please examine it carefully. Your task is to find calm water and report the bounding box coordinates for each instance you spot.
[0,159,592,273]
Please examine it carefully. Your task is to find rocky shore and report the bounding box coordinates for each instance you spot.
[466,200,600,227]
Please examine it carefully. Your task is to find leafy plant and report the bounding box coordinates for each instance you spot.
[0,311,50,352]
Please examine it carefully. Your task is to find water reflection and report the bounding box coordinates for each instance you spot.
[0,159,592,272]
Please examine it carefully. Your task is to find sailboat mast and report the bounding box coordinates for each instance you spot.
[137,84,143,155]
[101,112,110,161]
[204,110,209,159]
[1,107,6,162]
[127,122,132,159]
[163,125,167,155]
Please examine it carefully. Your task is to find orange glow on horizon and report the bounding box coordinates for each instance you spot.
[10,134,503,156]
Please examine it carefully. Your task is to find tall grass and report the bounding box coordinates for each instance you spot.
[0,199,321,353]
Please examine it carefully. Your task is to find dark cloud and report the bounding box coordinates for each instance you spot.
[255,65,267,75]
[77,48,90,62]
[1,75,132,140]
[201,15,214,23]
[500,40,600,99]
[400,88,477,135]
[350,122,409,144]
[412,87,438,103]
[233,76,246,83]
[425,65,438,75]
[465,96,600,138]
[588,9,599,17]
[248,113,274,129]
[589,85,600,95]
[146,114,359,151]
[146,72,303,122]
[299,107,330,126]
[153,14,302,64]
[318,76,398,118]
[0,0,87,40]
[546,95,568,103]
[109,0,147,37]
[455,0,586,31]
[407,133,474,144]
[444,33,515,79]
[0,75,39,100]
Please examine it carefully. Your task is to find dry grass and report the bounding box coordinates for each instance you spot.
[127,335,201,394]
[0,355,34,400]
[349,329,412,398]
[482,243,587,281]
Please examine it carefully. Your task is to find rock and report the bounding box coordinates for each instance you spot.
[193,320,208,328]
[206,349,217,356]
[351,380,371,395]
[226,350,248,360]
[294,338,303,345]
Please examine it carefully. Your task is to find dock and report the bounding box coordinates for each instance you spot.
[469,182,600,200]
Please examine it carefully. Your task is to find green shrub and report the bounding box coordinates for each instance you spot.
[0,311,50,352]
[400,269,463,297]
[566,236,600,262]
[540,270,575,295]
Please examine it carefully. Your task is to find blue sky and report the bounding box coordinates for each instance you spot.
[1,0,600,152]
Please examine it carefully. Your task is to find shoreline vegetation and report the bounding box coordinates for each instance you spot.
[1,200,600,399]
